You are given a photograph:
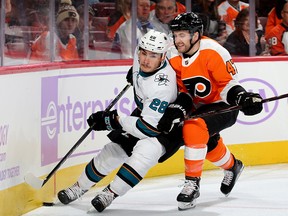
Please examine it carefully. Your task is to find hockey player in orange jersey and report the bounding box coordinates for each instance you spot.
[266,1,288,56]
[157,12,263,210]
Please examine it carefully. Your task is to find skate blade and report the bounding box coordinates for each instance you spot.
[224,192,230,197]
[87,206,96,214]
[178,200,197,211]
[223,164,245,197]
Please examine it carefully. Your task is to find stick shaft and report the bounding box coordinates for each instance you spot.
[41,83,131,187]
[189,93,288,119]
[262,93,288,103]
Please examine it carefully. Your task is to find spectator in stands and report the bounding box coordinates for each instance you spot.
[3,0,12,28]
[4,0,12,13]
[217,0,249,35]
[112,0,153,59]
[107,0,184,41]
[74,4,97,58]
[106,0,131,41]
[30,4,80,61]
[25,8,49,30]
[192,0,228,45]
[56,0,73,12]
[265,0,287,39]
[223,8,267,56]
[266,1,288,56]
[150,0,186,13]
[149,0,185,35]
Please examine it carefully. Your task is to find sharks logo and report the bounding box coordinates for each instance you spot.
[154,73,169,86]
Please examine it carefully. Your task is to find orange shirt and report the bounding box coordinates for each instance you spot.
[169,37,240,108]
[266,23,288,56]
[30,31,79,61]
[106,14,127,41]
[265,7,282,39]
[217,1,249,35]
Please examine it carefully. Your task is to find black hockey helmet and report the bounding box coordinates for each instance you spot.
[169,12,203,36]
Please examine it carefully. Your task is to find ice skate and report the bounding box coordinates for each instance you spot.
[58,182,87,205]
[221,159,244,196]
[91,187,117,212]
[177,177,200,210]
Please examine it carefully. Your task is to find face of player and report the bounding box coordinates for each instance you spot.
[172,30,199,54]
[156,0,177,24]
[138,49,164,73]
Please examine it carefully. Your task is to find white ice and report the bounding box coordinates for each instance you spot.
[23,163,288,216]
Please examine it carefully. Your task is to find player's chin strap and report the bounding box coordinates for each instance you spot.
[153,54,168,71]
[186,37,200,54]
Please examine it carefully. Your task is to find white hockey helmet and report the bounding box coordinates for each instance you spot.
[139,30,170,54]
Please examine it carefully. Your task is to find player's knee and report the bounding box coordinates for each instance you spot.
[132,138,164,167]
[183,118,209,147]
[94,142,127,174]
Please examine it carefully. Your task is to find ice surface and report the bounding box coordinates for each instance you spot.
[23,164,288,216]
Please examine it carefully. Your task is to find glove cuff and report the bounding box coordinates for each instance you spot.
[227,85,247,105]
[105,110,122,130]
[172,92,193,116]
[235,91,246,106]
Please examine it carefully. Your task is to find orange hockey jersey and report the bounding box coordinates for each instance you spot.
[169,37,241,109]
[266,23,288,56]
[265,7,282,39]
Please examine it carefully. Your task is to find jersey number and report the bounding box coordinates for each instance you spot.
[149,99,168,113]
[226,59,237,75]
[268,37,277,46]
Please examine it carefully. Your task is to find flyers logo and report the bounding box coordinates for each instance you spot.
[183,76,211,98]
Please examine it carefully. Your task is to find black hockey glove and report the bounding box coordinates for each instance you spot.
[157,92,193,134]
[126,66,133,85]
[87,110,122,131]
[236,92,263,115]
[157,105,184,134]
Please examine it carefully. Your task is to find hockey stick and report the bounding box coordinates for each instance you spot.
[24,83,131,189]
[188,93,288,120]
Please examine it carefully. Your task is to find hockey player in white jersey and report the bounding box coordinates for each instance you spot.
[57,29,183,212]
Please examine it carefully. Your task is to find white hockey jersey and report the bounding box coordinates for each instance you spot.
[119,48,178,139]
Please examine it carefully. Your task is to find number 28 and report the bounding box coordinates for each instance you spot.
[149,99,168,113]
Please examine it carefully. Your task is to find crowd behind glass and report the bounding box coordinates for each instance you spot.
[0,0,286,66]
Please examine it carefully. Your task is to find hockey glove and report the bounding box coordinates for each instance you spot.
[126,66,133,85]
[157,92,193,134]
[87,110,122,131]
[236,92,263,116]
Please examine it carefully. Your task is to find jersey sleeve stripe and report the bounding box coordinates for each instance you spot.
[136,118,161,137]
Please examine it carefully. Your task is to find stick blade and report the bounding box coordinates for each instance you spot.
[24,172,44,189]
